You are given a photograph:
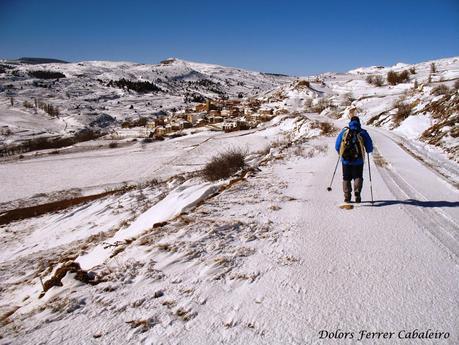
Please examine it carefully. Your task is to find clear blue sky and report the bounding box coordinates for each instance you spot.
[0,0,458,75]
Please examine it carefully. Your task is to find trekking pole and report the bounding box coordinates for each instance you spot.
[326,155,341,191]
[367,152,374,204]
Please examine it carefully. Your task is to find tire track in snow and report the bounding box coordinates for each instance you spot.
[371,127,459,189]
[373,146,459,260]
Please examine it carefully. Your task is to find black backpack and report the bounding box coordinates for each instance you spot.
[341,127,363,161]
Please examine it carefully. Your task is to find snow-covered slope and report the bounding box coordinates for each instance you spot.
[0,58,293,149]
[1,113,458,344]
[1,56,458,345]
[264,56,459,162]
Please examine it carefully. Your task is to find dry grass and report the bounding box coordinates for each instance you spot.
[423,93,459,120]
[175,307,196,321]
[202,148,246,181]
[311,121,337,136]
[387,70,410,85]
[366,75,384,86]
[126,317,156,332]
[430,84,450,96]
[372,151,389,168]
[312,97,331,113]
[392,99,412,125]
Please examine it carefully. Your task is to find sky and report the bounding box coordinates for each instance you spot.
[0,0,458,75]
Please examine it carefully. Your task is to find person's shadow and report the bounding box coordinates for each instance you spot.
[362,199,459,208]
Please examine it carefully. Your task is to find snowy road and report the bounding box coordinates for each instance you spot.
[192,131,458,344]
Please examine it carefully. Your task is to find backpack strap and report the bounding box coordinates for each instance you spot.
[339,127,350,157]
[357,132,366,162]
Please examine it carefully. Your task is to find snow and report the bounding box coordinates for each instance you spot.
[1,56,458,344]
[393,114,432,139]
[77,180,222,270]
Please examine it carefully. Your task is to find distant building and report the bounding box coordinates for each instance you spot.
[155,126,166,136]
[208,116,223,124]
[208,109,221,116]
[221,108,231,117]
[195,103,207,112]
[222,120,238,132]
[187,112,206,125]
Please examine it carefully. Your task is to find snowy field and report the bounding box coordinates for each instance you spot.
[0,57,458,344]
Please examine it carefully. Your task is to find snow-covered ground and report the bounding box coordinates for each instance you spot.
[1,114,458,344]
[0,58,293,148]
[0,57,458,344]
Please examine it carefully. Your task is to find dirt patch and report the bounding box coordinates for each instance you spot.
[0,190,119,226]
[372,151,389,168]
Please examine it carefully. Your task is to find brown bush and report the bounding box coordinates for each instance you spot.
[342,92,354,106]
[312,97,331,113]
[431,84,450,96]
[366,75,384,86]
[23,100,34,108]
[311,121,337,136]
[202,148,246,181]
[387,70,410,85]
[393,100,412,124]
[296,80,310,88]
[37,101,59,117]
[454,79,459,90]
[409,67,416,74]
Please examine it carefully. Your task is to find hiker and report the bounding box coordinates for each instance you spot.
[335,105,373,203]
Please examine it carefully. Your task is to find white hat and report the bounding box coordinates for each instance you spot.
[345,104,357,119]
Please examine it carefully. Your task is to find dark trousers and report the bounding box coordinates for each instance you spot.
[342,164,364,199]
[342,164,363,181]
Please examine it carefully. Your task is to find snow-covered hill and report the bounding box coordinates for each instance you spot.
[262,56,459,163]
[1,56,458,345]
[0,58,293,149]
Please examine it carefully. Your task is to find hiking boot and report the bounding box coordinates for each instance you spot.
[344,195,351,203]
[355,192,361,203]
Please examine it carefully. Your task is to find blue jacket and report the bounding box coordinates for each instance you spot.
[335,119,373,165]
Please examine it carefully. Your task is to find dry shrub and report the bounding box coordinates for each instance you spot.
[454,79,459,90]
[312,97,331,113]
[295,80,310,88]
[311,121,337,136]
[202,148,246,181]
[431,84,450,96]
[126,317,157,332]
[23,100,34,108]
[409,67,416,74]
[366,75,384,86]
[421,115,459,146]
[424,93,459,120]
[342,92,354,106]
[387,70,410,85]
[303,98,313,111]
[393,99,412,125]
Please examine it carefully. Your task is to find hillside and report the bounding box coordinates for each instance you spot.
[0,56,458,344]
[0,58,293,151]
[261,57,459,164]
